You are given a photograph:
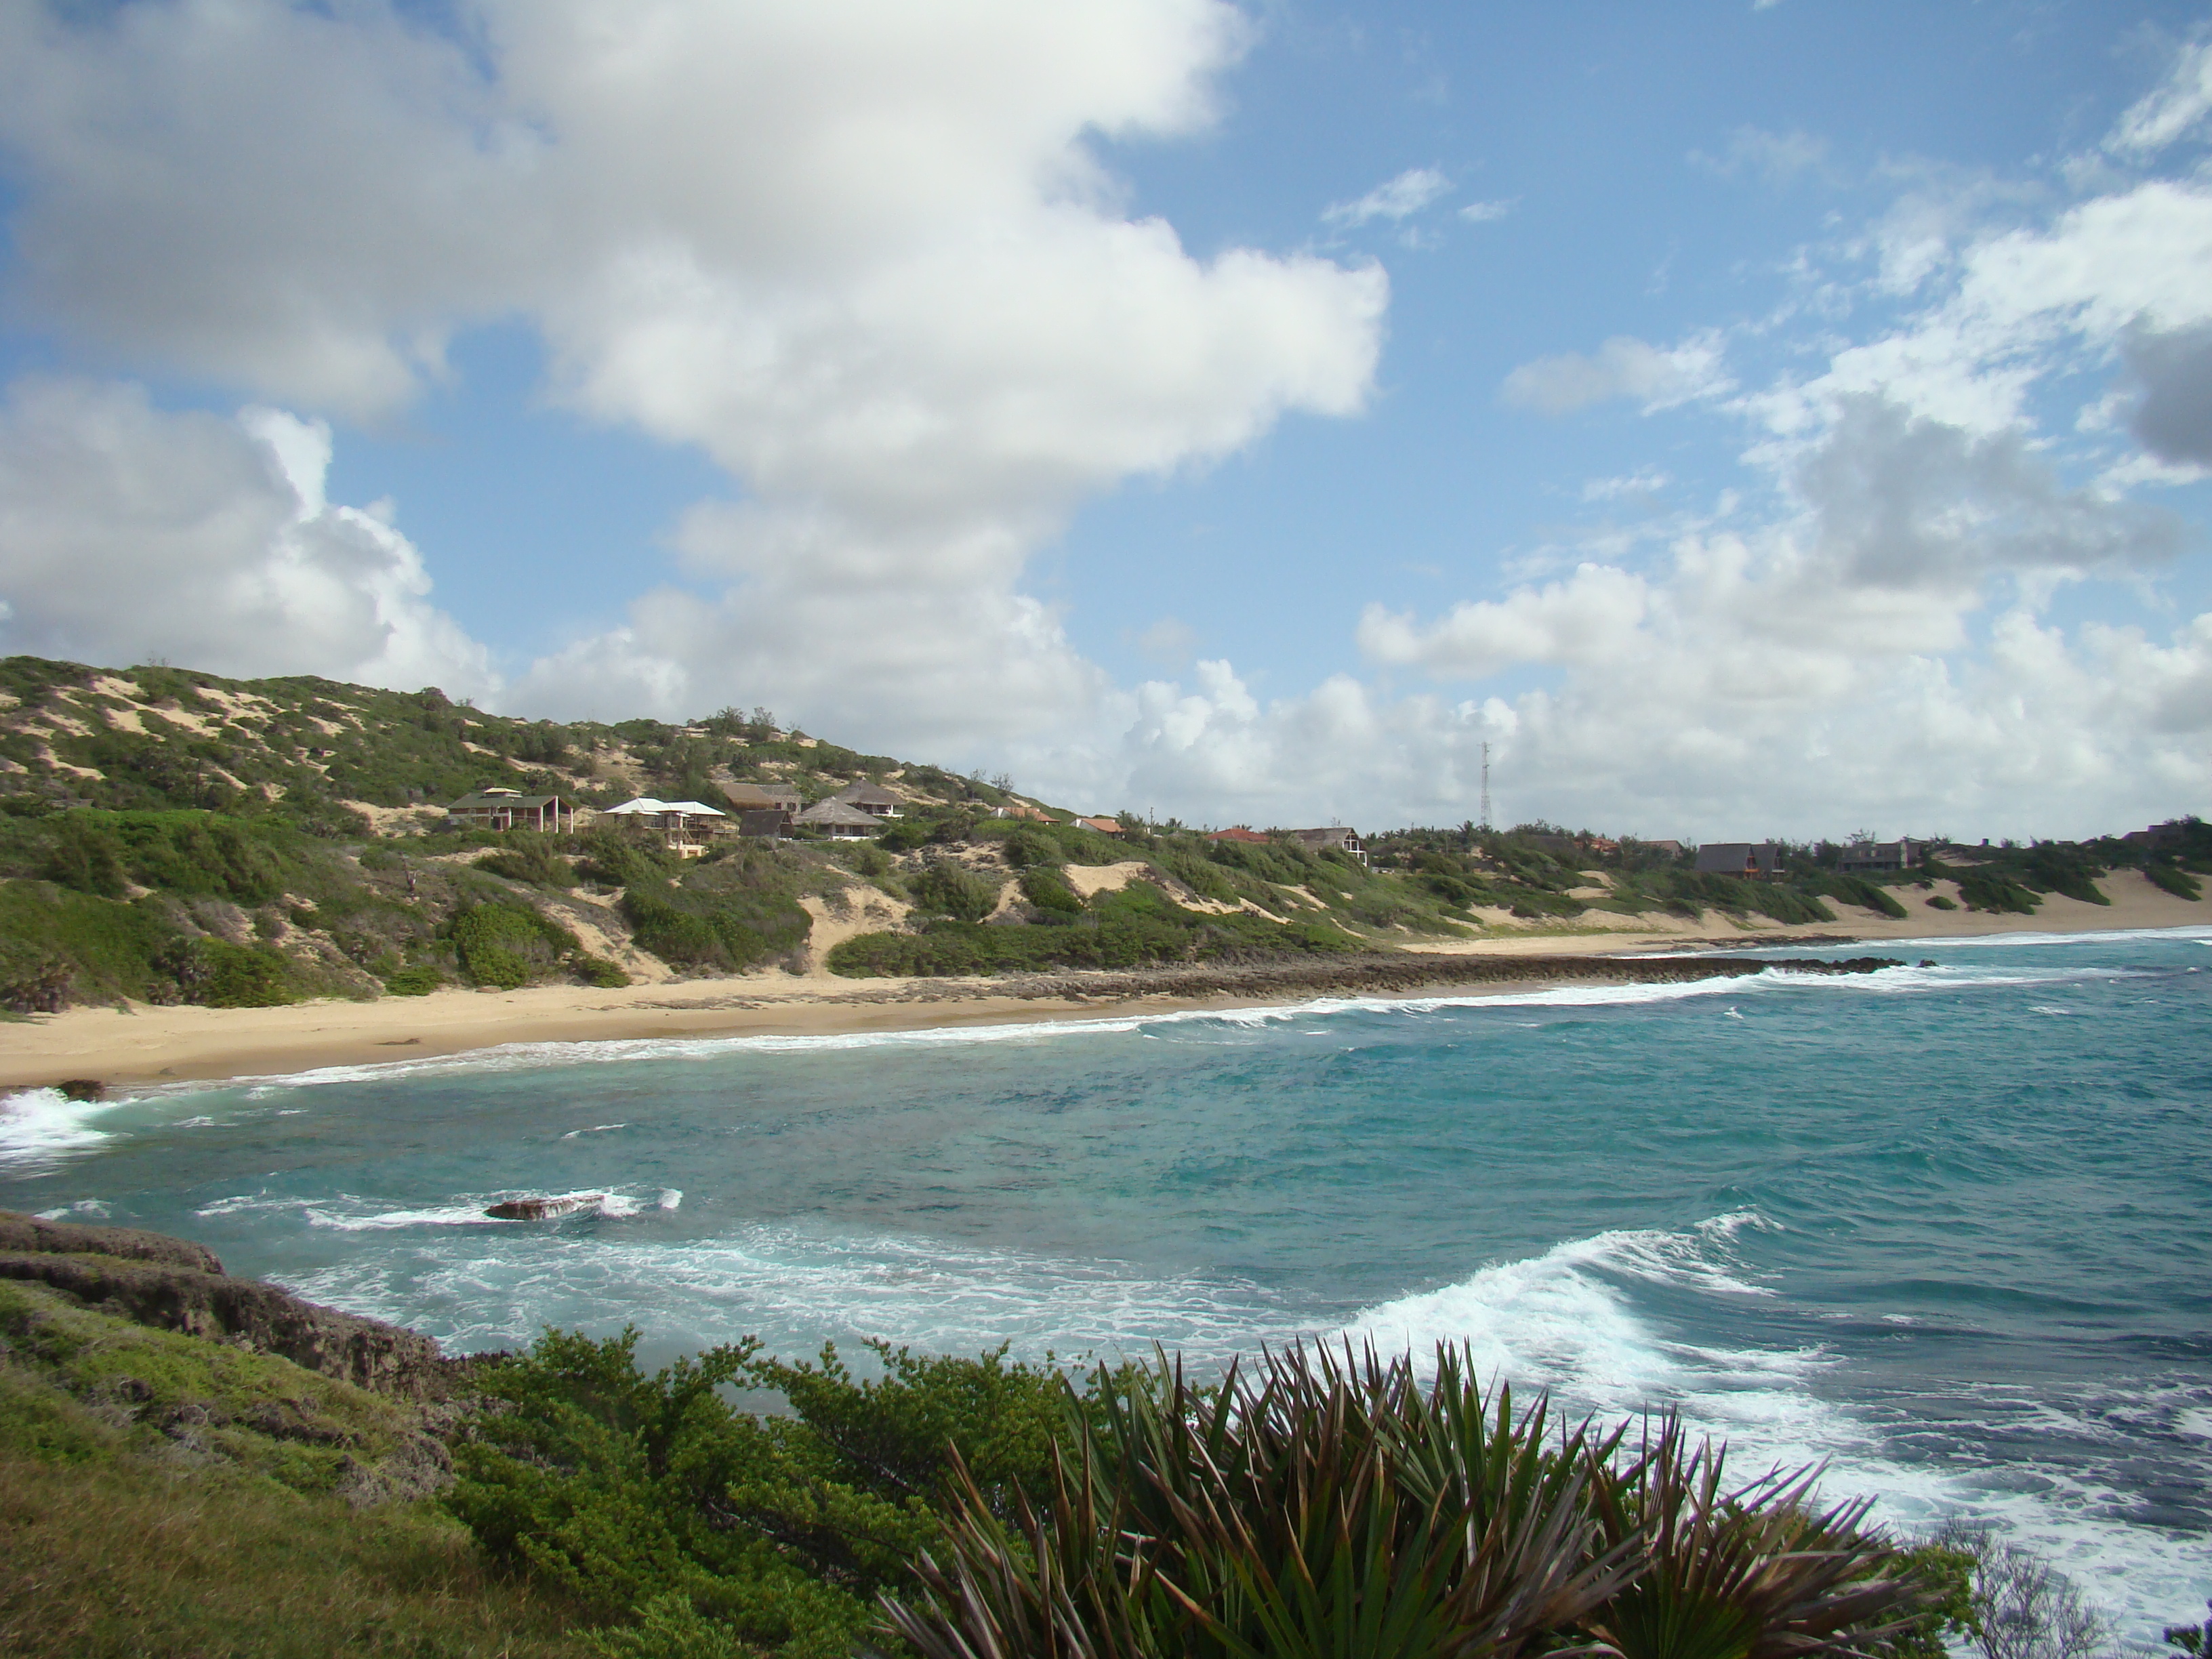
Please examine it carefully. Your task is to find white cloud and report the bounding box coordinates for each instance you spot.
[1457,199,1516,224]
[0,0,1384,758]
[1357,565,1652,679]
[1501,332,1732,415]
[2106,38,2212,157]
[0,376,495,695]
[1322,166,1451,228]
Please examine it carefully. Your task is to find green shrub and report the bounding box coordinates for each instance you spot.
[1953,867,2041,914]
[909,860,999,922]
[449,901,577,989]
[2146,861,2202,901]
[572,955,632,988]
[1927,893,1959,911]
[476,839,577,888]
[618,857,811,973]
[0,883,187,1006]
[1019,865,1084,916]
[384,964,443,996]
[199,941,292,1007]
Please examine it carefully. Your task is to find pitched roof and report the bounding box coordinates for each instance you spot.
[1208,826,1270,844]
[602,796,725,817]
[449,792,564,811]
[834,782,901,806]
[795,799,880,827]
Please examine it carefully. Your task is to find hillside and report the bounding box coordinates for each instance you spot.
[0,653,2203,1015]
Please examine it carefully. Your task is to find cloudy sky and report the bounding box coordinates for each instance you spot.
[1,1,2209,840]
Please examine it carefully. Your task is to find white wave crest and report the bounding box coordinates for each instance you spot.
[0,1088,120,1172]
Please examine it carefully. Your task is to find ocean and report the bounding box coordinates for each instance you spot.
[5,928,2209,1640]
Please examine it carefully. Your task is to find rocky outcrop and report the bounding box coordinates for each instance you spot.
[0,1210,451,1400]
[981,951,1907,1004]
[0,1210,224,1274]
[485,1194,600,1221]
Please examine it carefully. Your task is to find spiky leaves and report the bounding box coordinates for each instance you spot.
[887,1345,1637,1659]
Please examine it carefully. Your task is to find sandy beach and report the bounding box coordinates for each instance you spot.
[1,869,2198,1091]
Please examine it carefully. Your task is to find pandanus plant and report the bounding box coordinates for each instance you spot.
[882,1344,1931,1659]
[1580,1418,1926,1659]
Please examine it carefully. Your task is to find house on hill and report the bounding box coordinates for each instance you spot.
[833,782,903,818]
[736,808,792,842]
[446,788,574,833]
[602,796,727,857]
[1838,838,1919,874]
[1208,826,1271,845]
[1694,842,1781,879]
[1074,815,1124,836]
[795,798,879,839]
[723,781,803,812]
[1290,827,1366,867]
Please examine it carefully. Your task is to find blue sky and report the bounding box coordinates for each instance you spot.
[1,1,2209,838]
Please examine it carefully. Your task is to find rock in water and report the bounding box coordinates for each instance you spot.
[485,1194,600,1221]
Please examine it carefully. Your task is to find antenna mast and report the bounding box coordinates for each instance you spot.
[1480,742,1492,832]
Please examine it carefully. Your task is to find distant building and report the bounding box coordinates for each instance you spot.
[601,796,727,856]
[1694,842,1782,880]
[794,798,880,839]
[446,788,574,834]
[1208,826,1271,845]
[1837,838,1919,874]
[735,807,793,842]
[833,782,903,818]
[1639,839,1686,857]
[1074,815,1125,836]
[723,782,803,812]
[994,802,1055,821]
[1290,827,1367,867]
[2121,820,2191,850]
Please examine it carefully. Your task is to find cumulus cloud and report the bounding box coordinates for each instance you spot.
[0,376,495,695]
[1501,333,1732,415]
[1357,565,1652,678]
[0,0,1385,758]
[1457,199,1517,224]
[1322,167,1452,228]
[2123,323,2212,466]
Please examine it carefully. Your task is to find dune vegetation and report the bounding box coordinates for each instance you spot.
[0,652,2203,1012]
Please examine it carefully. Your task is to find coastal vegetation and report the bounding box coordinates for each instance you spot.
[1,1209,2189,1659]
[0,652,2202,1009]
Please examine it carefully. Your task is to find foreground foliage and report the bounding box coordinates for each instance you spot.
[445,1334,1960,1659]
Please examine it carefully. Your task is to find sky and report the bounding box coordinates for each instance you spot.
[1,1,2210,841]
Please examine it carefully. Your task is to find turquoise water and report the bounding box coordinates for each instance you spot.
[5,928,2209,1636]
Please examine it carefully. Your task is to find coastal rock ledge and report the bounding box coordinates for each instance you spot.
[0,1210,452,1400]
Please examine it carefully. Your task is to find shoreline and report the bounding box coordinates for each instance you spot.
[2,876,2203,1092]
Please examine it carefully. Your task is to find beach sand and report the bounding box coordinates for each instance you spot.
[1,869,2198,1091]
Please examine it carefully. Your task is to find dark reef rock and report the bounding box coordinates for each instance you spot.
[0,1209,451,1399]
[485,1194,600,1221]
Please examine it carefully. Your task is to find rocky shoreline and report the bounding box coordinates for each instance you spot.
[0,1209,460,1401]
[976,949,1910,1005]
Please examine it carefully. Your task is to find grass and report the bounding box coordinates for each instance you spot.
[0,1277,592,1658]
[0,1453,592,1658]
